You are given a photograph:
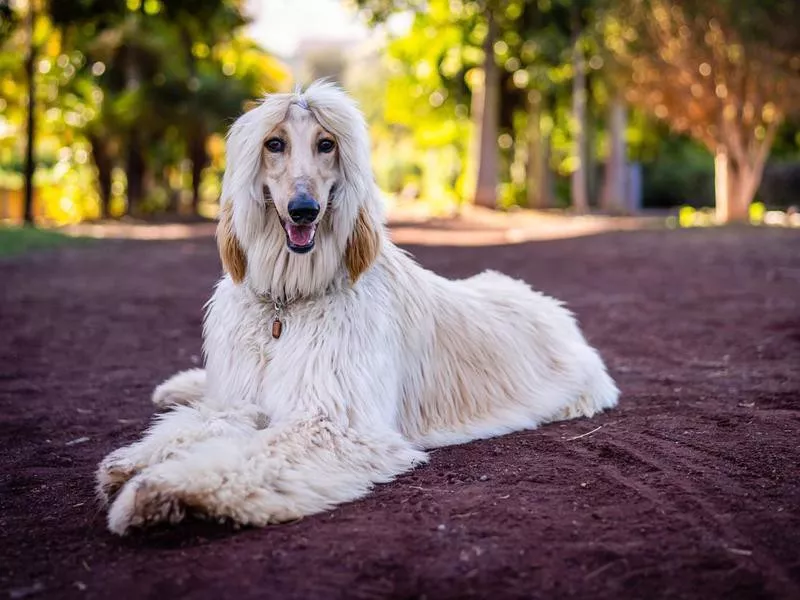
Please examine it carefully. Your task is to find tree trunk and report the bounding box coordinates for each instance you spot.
[23,2,36,226]
[473,9,499,209]
[600,94,628,213]
[189,131,208,214]
[180,26,207,215]
[570,21,589,214]
[715,146,750,223]
[715,118,778,223]
[585,71,597,208]
[89,134,113,219]
[125,130,145,215]
[525,91,553,208]
[715,127,776,224]
[121,43,145,216]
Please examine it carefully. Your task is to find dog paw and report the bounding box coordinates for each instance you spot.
[96,451,142,503]
[107,476,186,535]
[151,369,206,410]
[152,385,188,410]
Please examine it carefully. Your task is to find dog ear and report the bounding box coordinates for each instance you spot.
[345,207,380,284]
[217,201,247,283]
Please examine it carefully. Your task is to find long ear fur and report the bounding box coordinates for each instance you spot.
[217,201,247,283]
[345,207,380,284]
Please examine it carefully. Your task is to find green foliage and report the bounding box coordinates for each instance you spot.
[0,0,289,223]
[384,8,471,143]
[2,0,798,220]
[356,0,800,211]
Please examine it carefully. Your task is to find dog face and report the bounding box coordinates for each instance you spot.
[262,103,339,255]
[218,82,382,298]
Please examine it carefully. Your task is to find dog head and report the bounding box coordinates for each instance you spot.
[217,81,382,299]
[263,101,339,254]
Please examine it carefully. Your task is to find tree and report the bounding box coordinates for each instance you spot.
[358,0,623,212]
[512,0,573,209]
[610,0,800,222]
[525,89,554,209]
[599,90,628,212]
[159,0,245,212]
[569,0,589,213]
[22,0,37,224]
[356,0,505,208]
[47,0,287,217]
[472,6,499,208]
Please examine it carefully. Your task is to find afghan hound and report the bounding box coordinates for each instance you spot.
[96,81,618,534]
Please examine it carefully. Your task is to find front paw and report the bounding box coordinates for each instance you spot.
[151,368,206,410]
[106,476,186,535]
[96,450,143,504]
[152,384,188,411]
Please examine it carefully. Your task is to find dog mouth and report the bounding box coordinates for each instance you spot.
[283,222,317,254]
[265,185,334,255]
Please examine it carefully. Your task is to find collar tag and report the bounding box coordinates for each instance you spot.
[271,299,284,339]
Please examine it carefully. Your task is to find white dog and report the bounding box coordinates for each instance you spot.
[97,82,618,534]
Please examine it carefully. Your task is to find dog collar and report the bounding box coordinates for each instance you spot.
[249,272,348,340]
[250,290,292,339]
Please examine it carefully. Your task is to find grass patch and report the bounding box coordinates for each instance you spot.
[0,226,90,257]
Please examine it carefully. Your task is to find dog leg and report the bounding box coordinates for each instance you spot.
[96,404,256,503]
[152,368,207,410]
[105,415,428,535]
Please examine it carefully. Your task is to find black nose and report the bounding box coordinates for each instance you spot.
[287,194,320,225]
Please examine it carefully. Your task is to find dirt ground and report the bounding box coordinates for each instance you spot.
[1,222,799,599]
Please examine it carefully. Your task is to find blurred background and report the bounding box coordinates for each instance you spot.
[0,0,799,229]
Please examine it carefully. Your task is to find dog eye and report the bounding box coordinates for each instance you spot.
[265,138,285,153]
[318,139,335,153]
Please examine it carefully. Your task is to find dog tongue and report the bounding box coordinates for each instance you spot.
[285,223,315,246]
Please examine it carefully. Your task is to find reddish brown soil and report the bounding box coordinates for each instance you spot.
[1,226,799,599]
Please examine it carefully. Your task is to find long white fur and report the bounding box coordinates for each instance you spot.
[97,81,619,535]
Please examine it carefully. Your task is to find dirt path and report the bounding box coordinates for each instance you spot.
[1,225,799,599]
